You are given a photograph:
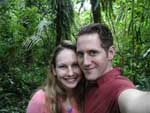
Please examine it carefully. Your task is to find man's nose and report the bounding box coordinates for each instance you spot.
[83,54,91,66]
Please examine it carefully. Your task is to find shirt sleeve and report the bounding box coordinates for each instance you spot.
[26,90,46,113]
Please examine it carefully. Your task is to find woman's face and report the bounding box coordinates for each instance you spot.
[54,49,82,90]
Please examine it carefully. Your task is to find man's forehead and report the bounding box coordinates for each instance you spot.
[77,33,100,43]
[77,34,101,50]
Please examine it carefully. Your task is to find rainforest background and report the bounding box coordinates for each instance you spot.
[0,0,150,112]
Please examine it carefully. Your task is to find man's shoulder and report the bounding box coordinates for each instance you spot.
[100,74,135,96]
[115,74,132,82]
[112,75,135,88]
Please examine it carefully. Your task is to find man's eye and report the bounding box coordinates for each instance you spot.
[89,50,98,56]
[77,52,83,58]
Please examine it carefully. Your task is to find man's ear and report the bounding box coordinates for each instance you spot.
[108,46,115,60]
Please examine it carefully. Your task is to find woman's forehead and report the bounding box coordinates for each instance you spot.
[56,49,77,64]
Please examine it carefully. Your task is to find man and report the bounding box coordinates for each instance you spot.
[76,23,150,113]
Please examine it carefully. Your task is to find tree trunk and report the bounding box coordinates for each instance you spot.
[90,0,101,23]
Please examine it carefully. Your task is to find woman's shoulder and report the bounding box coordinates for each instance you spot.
[26,89,47,113]
[31,89,46,104]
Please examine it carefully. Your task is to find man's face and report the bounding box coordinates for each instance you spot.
[76,33,114,81]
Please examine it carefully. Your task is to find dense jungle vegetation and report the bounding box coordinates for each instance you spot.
[0,0,150,112]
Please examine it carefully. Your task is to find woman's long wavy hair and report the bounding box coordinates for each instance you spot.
[43,40,85,113]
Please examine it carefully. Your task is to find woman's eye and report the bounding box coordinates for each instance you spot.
[58,65,67,69]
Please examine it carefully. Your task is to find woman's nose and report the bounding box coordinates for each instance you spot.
[67,66,73,76]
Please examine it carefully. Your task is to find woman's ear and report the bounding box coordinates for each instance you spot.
[52,65,56,76]
[108,46,115,60]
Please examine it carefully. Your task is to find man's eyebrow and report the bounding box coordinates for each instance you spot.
[89,49,99,52]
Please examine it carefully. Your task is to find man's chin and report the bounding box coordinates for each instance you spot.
[85,74,97,81]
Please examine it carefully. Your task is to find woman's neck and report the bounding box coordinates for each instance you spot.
[62,95,75,113]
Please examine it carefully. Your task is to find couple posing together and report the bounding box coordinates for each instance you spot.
[26,23,150,113]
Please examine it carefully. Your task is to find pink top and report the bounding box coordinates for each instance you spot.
[26,90,80,113]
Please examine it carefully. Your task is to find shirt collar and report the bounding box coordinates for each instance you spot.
[97,67,121,86]
[85,67,121,89]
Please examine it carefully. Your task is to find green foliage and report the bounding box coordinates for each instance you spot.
[0,64,46,113]
[48,0,75,45]
[110,0,150,90]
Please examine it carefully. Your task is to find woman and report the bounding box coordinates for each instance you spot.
[26,40,85,113]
